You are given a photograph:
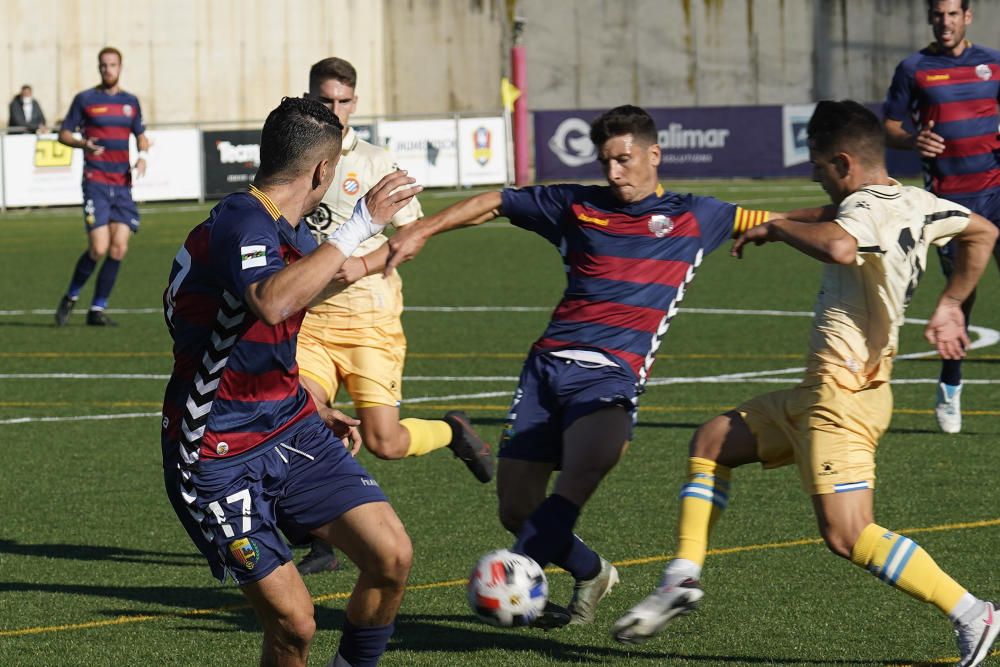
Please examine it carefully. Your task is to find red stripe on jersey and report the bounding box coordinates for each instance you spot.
[917,64,1000,87]
[934,168,1000,195]
[932,98,1000,124]
[199,403,316,459]
[242,318,302,344]
[569,252,690,287]
[216,367,300,402]
[533,337,646,374]
[552,298,665,333]
[938,134,1000,158]
[89,149,130,163]
[85,125,133,140]
[569,206,701,238]
[171,292,225,328]
[84,170,128,186]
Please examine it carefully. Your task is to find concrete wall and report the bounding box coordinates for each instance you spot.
[0,0,505,126]
[3,0,998,126]
[520,0,1000,109]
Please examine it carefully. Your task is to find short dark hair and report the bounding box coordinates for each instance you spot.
[256,97,343,181]
[98,46,122,63]
[309,57,357,92]
[807,100,885,167]
[927,0,969,11]
[589,105,658,147]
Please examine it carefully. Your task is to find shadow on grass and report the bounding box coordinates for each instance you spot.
[1,583,938,666]
[0,539,202,567]
[0,321,65,328]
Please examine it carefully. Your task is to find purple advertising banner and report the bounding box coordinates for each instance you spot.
[534,104,920,182]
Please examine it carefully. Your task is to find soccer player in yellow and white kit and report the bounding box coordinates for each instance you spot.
[614,101,999,666]
[295,57,493,575]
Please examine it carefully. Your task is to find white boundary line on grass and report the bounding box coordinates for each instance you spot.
[1,308,997,426]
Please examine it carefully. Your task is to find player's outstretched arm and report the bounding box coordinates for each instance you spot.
[384,190,503,275]
[925,213,999,359]
[779,204,838,223]
[731,218,857,264]
[247,171,420,324]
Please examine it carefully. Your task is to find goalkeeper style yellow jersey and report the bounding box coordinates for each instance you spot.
[806,180,970,391]
[303,127,423,329]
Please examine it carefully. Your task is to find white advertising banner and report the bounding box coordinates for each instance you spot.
[378,119,459,188]
[131,128,202,201]
[457,116,508,186]
[782,103,817,168]
[2,133,84,207]
[1,129,201,208]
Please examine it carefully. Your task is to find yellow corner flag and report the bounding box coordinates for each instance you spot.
[501,77,521,112]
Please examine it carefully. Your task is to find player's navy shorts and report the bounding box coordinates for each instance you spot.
[498,352,638,465]
[163,414,387,585]
[82,181,140,232]
[937,189,1000,274]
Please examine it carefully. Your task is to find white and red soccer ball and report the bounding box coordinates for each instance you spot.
[467,549,548,627]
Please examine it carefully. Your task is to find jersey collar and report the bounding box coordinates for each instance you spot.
[247,184,282,221]
[342,127,359,155]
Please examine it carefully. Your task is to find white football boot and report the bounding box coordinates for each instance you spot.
[567,557,620,624]
[955,600,1000,667]
[935,382,963,434]
[612,577,704,644]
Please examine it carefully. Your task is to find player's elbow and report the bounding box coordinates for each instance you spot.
[827,238,857,265]
[57,130,74,147]
[244,292,290,327]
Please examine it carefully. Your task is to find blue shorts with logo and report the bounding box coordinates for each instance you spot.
[937,189,1000,275]
[498,352,639,465]
[82,181,140,232]
[163,414,388,585]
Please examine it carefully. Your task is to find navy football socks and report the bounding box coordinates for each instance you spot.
[67,252,97,299]
[92,258,121,311]
[514,493,600,580]
[335,620,393,667]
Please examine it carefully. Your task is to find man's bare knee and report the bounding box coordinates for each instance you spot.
[265,607,316,655]
[689,416,729,460]
[363,432,407,460]
[362,525,413,587]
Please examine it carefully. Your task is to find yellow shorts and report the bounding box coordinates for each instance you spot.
[738,379,893,495]
[296,319,407,408]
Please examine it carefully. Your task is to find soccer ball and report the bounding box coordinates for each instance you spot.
[467,549,548,627]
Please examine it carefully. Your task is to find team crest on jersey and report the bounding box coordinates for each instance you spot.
[342,173,360,195]
[648,214,674,237]
[216,442,229,455]
[122,104,133,117]
[229,538,260,570]
[473,126,492,166]
[975,63,993,81]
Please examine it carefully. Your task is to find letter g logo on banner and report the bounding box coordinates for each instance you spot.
[548,118,596,167]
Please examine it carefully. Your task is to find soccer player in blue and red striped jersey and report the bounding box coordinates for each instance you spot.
[883,0,1000,433]
[162,96,420,667]
[384,105,787,628]
[54,46,149,327]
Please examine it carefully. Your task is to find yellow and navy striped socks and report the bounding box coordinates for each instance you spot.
[675,457,732,567]
[850,523,969,618]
